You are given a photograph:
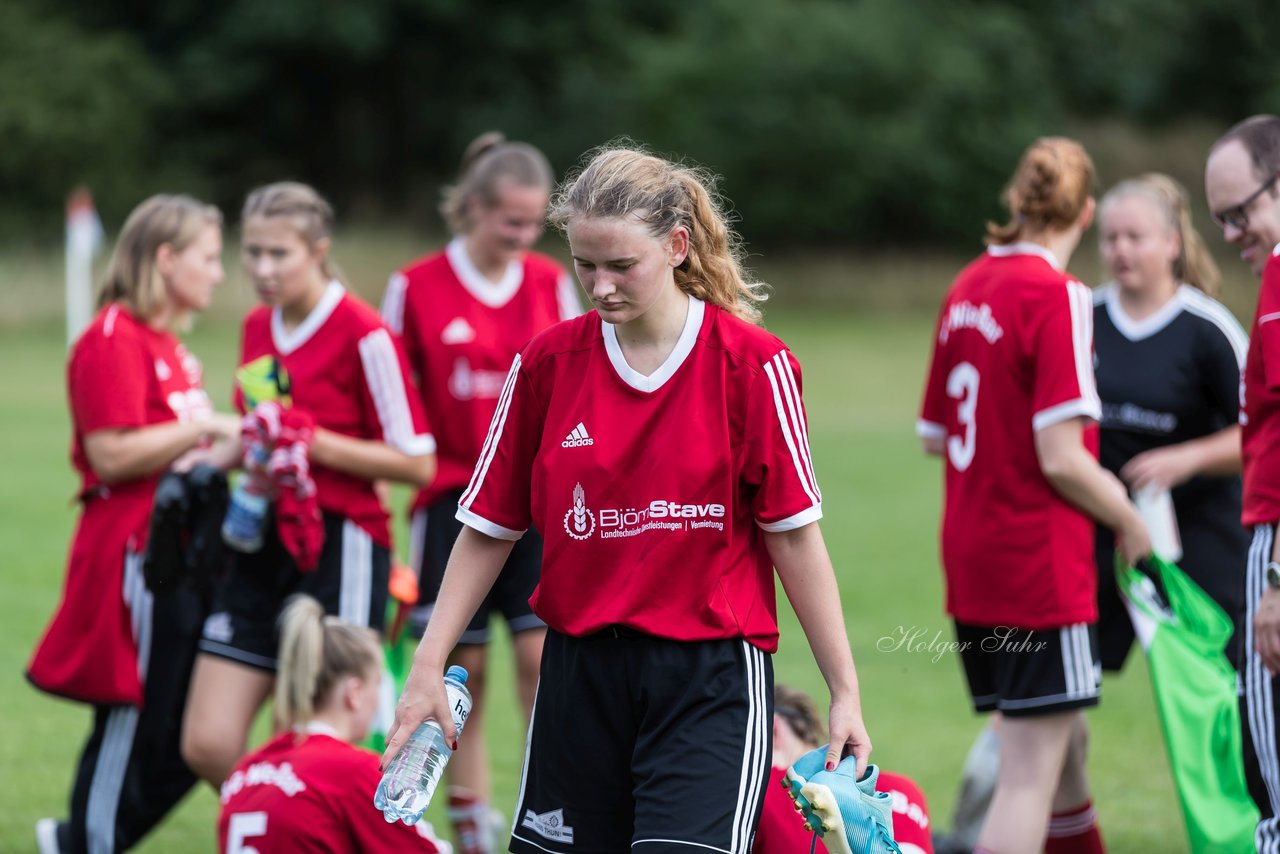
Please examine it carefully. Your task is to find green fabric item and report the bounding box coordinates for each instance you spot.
[1116,554,1258,854]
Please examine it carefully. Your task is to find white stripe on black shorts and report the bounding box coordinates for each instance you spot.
[198,512,389,670]
[955,621,1101,717]
[510,628,773,853]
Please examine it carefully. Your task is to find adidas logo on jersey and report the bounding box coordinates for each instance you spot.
[561,422,594,448]
[441,316,476,345]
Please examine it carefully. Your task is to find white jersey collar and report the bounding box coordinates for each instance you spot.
[446,237,524,308]
[602,294,705,393]
[1100,282,1187,342]
[986,241,1063,270]
[272,280,345,355]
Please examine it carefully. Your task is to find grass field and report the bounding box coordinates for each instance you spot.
[0,234,1225,853]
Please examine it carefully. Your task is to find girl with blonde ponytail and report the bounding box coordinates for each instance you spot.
[387,142,871,854]
[217,596,445,853]
[1091,173,1249,676]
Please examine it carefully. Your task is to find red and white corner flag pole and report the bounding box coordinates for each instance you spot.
[65,186,104,347]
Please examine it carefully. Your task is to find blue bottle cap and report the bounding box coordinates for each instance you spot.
[445,665,469,684]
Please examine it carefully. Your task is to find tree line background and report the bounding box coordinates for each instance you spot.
[3,0,1278,247]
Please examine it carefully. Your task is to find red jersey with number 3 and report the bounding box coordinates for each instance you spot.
[382,239,580,509]
[918,244,1101,628]
[1242,244,1280,525]
[217,731,444,853]
[457,296,822,652]
[235,282,434,547]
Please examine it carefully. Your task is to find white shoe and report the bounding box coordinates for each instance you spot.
[35,818,62,854]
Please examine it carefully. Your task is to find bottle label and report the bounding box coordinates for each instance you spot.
[446,682,471,739]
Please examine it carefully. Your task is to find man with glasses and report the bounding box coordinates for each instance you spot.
[1206,114,1280,851]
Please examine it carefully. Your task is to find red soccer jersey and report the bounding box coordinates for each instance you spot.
[71,304,214,499]
[1242,244,1280,525]
[234,282,433,547]
[457,297,822,652]
[382,239,580,508]
[29,303,214,706]
[217,729,445,854]
[918,244,1101,629]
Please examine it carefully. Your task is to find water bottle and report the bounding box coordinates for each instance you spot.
[221,469,271,553]
[375,665,472,825]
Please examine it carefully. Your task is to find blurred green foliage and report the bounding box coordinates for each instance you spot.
[4,0,1277,245]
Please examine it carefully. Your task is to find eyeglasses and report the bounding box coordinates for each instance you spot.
[1211,174,1279,231]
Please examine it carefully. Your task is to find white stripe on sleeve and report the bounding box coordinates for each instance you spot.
[763,353,821,507]
[1068,281,1102,413]
[358,328,432,455]
[380,272,408,335]
[1181,288,1249,369]
[460,354,522,510]
[556,272,583,320]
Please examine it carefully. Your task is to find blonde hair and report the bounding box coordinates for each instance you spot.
[275,595,381,731]
[986,137,1095,246]
[440,132,554,235]
[1100,173,1222,296]
[242,182,345,285]
[549,144,768,325]
[98,195,222,324]
[774,684,824,749]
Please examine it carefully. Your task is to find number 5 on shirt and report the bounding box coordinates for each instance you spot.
[226,812,267,854]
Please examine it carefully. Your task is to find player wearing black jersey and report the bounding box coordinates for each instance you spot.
[1092,173,1249,670]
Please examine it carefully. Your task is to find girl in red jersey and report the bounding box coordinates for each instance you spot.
[182,182,436,786]
[755,685,934,854]
[218,595,447,853]
[29,196,240,854]
[385,145,872,854]
[381,133,579,854]
[918,138,1151,854]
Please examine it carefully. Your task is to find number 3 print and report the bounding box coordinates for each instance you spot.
[946,362,979,471]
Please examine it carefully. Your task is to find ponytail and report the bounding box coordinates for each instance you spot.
[1099,173,1222,296]
[440,131,554,235]
[549,143,768,324]
[275,595,380,730]
[987,137,1095,246]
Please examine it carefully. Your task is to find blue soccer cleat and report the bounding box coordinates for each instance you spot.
[781,746,902,854]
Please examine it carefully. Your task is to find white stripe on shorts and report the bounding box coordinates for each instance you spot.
[729,642,769,853]
[340,520,373,626]
[1247,524,1280,853]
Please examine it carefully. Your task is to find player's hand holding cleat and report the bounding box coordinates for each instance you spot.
[783,746,902,854]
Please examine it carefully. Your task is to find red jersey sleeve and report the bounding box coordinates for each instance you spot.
[916,301,950,442]
[68,311,150,435]
[1029,279,1101,431]
[745,349,823,531]
[456,353,542,539]
[1259,254,1280,391]
[355,327,435,456]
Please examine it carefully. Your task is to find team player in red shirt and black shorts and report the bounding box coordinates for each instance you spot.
[382,133,580,854]
[217,595,446,853]
[182,182,436,787]
[919,138,1150,854]
[385,145,873,854]
[1205,115,1280,853]
[29,196,240,854]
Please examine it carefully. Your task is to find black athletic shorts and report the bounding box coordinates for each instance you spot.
[409,491,545,644]
[198,511,389,671]
[955,621,1100,718]
[509,628,773,854]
